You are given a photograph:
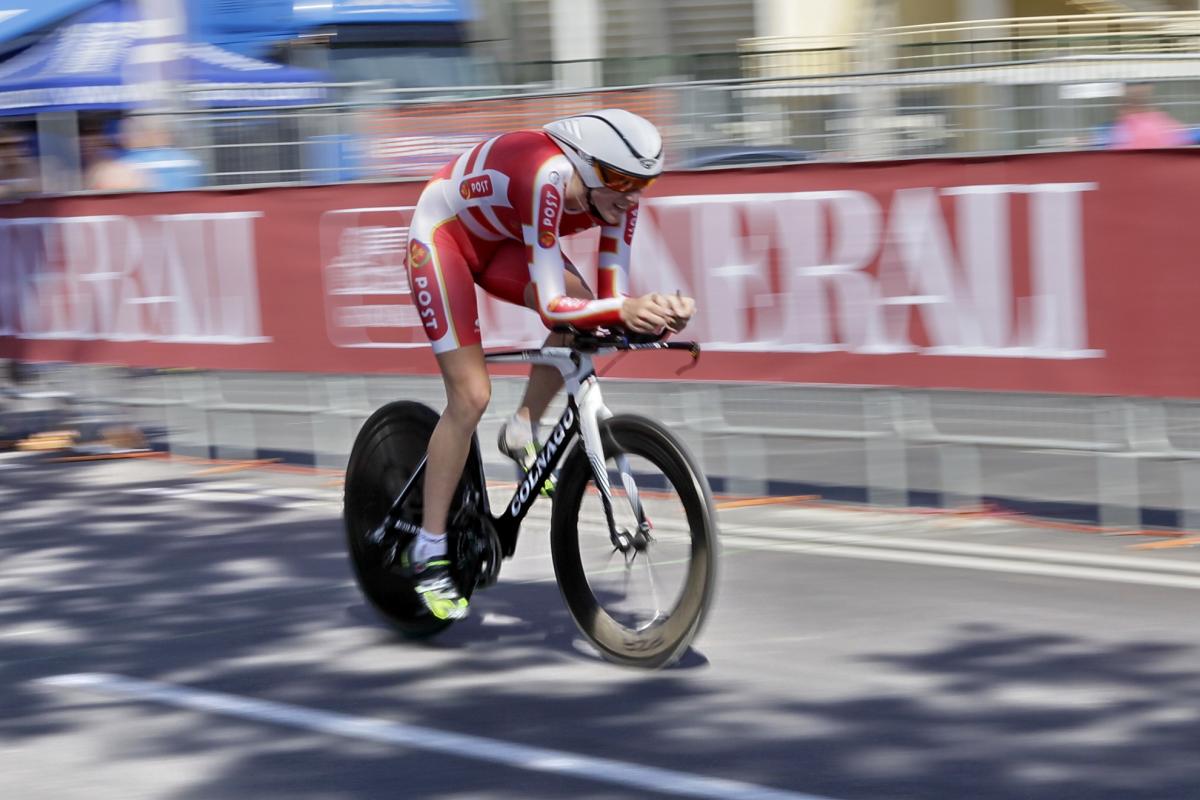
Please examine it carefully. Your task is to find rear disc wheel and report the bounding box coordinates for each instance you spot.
[343,401,480,638]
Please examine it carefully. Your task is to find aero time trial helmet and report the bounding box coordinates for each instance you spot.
[543,108,663,193]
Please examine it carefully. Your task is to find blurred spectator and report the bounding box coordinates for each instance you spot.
[83,118,146,192]
[1106,83,1189,150]
[0,127,39,200]
[116,115,203,192]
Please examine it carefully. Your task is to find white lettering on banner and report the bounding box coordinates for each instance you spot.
[320,206,548,348]
[316,184,1103,357]
[320,207,428,348]
[638,184,1104,359]
[335,305,420,328]
[0,219,50,337]
[0,213,266,343]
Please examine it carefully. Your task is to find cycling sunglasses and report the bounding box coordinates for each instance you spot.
[593,161,657,193]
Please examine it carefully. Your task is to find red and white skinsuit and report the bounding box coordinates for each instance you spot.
[405,130,638,353]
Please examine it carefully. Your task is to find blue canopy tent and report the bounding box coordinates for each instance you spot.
[0,0,337,190]
[182,42,329,108]
[0,1,150,116]
[0,0,331,116]
[0,0,106,59]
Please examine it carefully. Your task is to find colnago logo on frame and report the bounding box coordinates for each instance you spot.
[635,183,1104,359]
[0,213,266,342]
[510,404,575,515]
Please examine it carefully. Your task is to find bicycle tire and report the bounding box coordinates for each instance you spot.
[343,400,480,638]
[550,414,718,668]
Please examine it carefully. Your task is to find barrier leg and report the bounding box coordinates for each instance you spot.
[164,372,211,459]
[1098,452,1140,530]
[939,443,981,510]
[866,392,907,507]
[1180,460,1200,533]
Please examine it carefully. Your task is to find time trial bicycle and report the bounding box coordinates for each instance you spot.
[343,328,718,669]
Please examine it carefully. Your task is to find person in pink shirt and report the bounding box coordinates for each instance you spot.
[1109,83,1190,150]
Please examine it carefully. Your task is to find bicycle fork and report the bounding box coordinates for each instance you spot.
[490,343,652,557]
[574,376,650,556]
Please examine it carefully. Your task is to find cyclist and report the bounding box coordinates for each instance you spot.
[401,108,696,620]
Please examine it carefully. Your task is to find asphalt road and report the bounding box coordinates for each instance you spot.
[3,452,1200,799]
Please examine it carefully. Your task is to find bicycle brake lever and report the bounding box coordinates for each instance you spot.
[674,342,701,376]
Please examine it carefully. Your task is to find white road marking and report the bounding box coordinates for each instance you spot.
[37,673,839,800]
[177,490,266,504]
[281,500,338,511]
[118,477,1200,591]
[122,483,339,510]
[127,486,188,497]
[261,488,324,500]
[721,526,1200,591]
[720,523,1200,577]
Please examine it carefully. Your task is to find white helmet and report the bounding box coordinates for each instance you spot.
[543,108,663,191]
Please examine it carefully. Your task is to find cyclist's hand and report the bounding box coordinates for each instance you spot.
[664,292,696,333]
[621,293,673,334]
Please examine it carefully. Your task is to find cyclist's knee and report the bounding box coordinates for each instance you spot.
[445,378,491,425]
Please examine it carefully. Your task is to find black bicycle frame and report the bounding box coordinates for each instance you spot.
[381,395,583,559]
[378,333,697,563]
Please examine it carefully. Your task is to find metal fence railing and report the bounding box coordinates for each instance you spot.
[15,11,1200,192]
[174,102,366,187]
[741,11,1200,76]
[145,55,1200,189]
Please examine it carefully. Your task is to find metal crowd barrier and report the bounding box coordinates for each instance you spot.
[11,363,1200,531]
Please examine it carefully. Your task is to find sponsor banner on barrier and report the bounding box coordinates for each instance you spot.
[2,151,1199,396]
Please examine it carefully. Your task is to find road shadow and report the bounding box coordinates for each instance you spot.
[2,457,1200,799]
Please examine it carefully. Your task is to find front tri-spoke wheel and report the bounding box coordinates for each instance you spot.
[550,414,718,668]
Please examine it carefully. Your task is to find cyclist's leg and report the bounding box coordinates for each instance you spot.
[404,209,485,619]
[476,242,594,437]
[407,205,489,534]
[423,344,489,536]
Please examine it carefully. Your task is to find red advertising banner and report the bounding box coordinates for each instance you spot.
[2,150,1199,396]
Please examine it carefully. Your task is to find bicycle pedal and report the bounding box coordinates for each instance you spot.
[391,518,422,538]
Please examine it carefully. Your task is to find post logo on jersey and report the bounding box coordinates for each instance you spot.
[538,184,561,249]
[549,296,590,313]
[460,175,493,200]
[408,239,432,269]
[623,205,638,245]
[410,269,447,340]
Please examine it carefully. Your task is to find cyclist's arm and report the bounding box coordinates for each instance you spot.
[525,160,623,329]
[596,205,636,300]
